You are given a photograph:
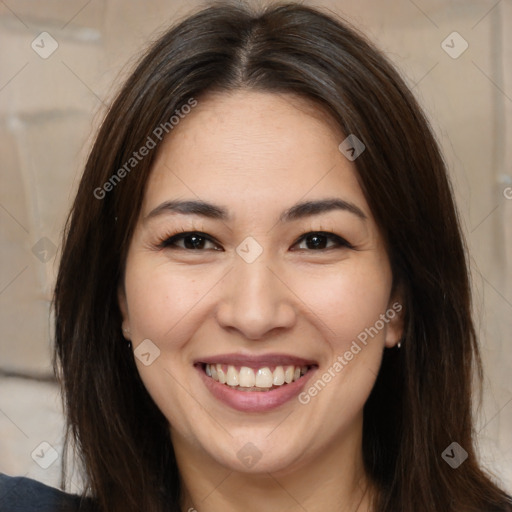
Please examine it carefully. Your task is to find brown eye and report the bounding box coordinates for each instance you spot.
[159,232,221,251]
[293,232,352,251]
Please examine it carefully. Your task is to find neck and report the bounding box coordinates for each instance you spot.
[173,418,375,512]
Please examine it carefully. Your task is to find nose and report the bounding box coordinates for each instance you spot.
[215,255,297,340]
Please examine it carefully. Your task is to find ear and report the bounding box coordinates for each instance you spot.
[384,288,405,349]
[117,282,131,340]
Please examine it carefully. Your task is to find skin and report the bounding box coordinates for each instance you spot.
[118,90,404,512]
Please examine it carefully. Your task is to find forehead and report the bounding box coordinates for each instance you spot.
[141,90,369,219]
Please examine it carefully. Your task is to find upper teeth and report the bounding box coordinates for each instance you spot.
[205,363,308,389]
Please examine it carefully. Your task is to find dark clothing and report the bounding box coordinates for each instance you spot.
[1,471,511,511]
[0,473,95,512]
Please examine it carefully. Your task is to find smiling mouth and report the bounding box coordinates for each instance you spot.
[200,363,315,392]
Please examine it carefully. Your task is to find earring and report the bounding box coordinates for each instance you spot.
[397,340,402,349]
[122,327,132,348]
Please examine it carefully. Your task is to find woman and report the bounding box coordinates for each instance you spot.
[1,2,510,511]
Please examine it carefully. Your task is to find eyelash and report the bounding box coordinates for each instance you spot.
[156,229,354,251]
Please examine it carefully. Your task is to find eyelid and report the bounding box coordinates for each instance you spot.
[157,230,353,251]
[292,231,354,250]
[157,231,222,250]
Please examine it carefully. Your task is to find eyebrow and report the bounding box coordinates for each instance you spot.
[144,198,367,223]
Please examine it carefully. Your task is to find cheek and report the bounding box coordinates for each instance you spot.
[124,259,214,343]
[122,260,216,425]
[290,261,393,426]
[290,258,393,350]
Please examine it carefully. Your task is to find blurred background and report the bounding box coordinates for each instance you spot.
[0,0,511,495]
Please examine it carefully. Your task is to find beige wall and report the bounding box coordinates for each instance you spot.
[0,0,510,492]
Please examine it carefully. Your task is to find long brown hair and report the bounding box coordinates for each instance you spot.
[53,2,512,511]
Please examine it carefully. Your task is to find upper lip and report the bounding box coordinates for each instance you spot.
[194,353,318,367]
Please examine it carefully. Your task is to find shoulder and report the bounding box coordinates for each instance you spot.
[0,473,96,512]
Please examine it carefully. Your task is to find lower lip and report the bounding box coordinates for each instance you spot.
[196,365,317,412]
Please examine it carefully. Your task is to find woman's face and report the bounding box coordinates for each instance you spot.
[119,90,403,475]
